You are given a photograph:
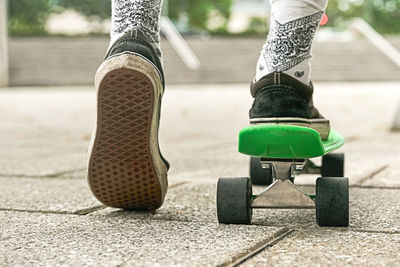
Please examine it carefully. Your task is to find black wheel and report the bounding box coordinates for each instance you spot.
[217,177,252,224]
[316,177,349,227]
[250,157,273,185]
[321,153,344,177]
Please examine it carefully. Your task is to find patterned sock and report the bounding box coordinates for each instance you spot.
[255,0,328,85]
[110,0,163,55]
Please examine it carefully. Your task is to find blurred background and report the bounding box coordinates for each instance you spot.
[1,2,400,263]
[1,0,400,87]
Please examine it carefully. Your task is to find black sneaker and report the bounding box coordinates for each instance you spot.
[87,30,169,210]
[249,72,330,140]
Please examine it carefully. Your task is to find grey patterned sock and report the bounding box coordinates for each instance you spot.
[111,0,163,54]
[255,0,327,84]
[264,12,323,72]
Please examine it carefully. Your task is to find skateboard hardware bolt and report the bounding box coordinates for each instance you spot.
[295,164,304,171]
[260,162,271,169]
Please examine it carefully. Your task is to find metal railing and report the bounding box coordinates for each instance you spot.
[160,16,201,70]
[350,18,400,69]
[0,6,202,88]
[345,18,400,131]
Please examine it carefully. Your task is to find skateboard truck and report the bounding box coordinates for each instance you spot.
[252,159,315,209]
[217,125,349,227]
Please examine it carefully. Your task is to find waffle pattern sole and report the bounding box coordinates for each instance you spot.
[88,54,167,210]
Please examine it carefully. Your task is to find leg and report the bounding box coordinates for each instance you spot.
[256,0,328,85]
[87,0,169,210]
[110,0,163,55]
[250,0,330,140]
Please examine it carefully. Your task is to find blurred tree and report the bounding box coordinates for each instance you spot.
[55,0,110,19]
[244,17,268,35]
[168,0,233,31]
[8,0,400,36]
[326,0,400,33]
[9,0,52,35]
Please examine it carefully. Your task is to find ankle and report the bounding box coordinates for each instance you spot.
[255,0,328,84]
[108,30,163,60]
[110,0,162,56]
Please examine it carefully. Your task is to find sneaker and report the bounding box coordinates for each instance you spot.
[249,72,330,140]
[87,30,169,210]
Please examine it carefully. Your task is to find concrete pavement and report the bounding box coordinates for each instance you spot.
[0,83,400,266]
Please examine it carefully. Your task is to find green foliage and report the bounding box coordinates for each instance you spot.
[9,0,52,35]
[8,0,110,36]
[7,0,400,36]
[243,17,268,35]
[168,0,233,31]
[326,0,400,33]
[55,0,110,19]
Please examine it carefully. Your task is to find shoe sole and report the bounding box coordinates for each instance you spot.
[87,53,168,210]
[250,117,330,140]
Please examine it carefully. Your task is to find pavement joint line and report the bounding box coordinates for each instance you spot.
[349,184,400,190]
[0,208,77,215]
[313,227,400,235]
[348,228,400,235]
[218,228,295,267]
[223,227,399,267]
[89,211,193,223]
[354,164,389,186]
[251,222,315,228]
[0,206,107,216]
[73,205,107,215]
[83,182,189,217]
[0,182,189,217]
[296,183,400,190]
[0,168,86,179]
[168,181,189,189]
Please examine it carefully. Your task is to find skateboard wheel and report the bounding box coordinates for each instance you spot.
[250,157,273,185]
[321,153,344,177]
[217,177,252,224]
[315,177,349,227]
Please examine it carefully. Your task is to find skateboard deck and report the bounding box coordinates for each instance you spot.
[238,125,344,159]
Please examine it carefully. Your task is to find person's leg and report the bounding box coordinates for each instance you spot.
[110,0,163,55]
[250,0,330,140]
[87,0,168,211]
[256,0,327,85]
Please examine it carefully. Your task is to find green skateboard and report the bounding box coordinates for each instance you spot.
[217,125,349,227]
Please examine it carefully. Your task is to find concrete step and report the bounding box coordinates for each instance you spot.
[8,36,400,86]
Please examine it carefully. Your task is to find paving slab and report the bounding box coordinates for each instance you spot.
[344,133,400,187]
[255,186,400,231]
[94,182,400,231]
[349,188,400,231]
[1,84,400,185]
[243,229,400,267]
[163,84,400,187]
[370,166,400,187]
[0,176,190,214]
[0,177,102,213]
[0,211,284,266]
[0,89,92,178]
[0,139,87,177]
[0,84,400,266]
[0,88,95,138]
[94,182,315,226]
[313,83,400,137]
